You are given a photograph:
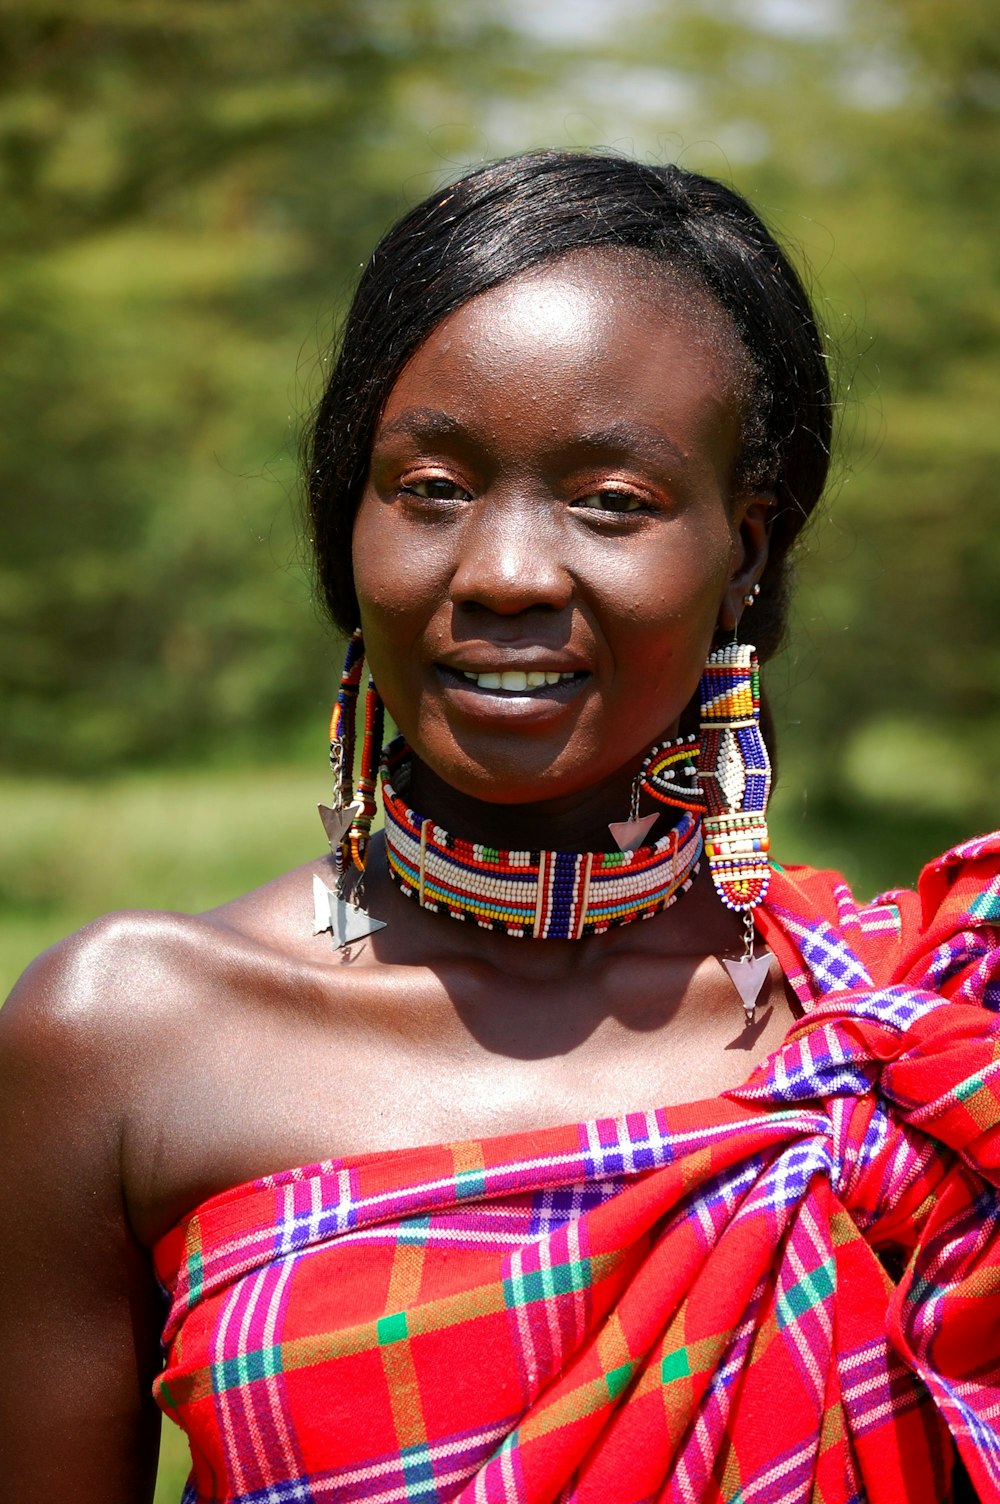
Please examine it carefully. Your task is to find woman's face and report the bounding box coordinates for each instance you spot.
[352,252,769,809]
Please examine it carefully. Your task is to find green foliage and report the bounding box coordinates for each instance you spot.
[0,0,530,768]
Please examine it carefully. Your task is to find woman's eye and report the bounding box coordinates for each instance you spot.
[401,477,469,502]
[573,491,645,514]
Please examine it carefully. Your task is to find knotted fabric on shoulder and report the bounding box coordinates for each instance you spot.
[153,832,1000,1503]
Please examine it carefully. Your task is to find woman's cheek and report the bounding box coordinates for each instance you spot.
[354,513,442,623]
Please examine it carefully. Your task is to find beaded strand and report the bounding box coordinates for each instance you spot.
[327,630,382,874]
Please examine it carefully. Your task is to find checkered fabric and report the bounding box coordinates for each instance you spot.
[154,833,1000,1502]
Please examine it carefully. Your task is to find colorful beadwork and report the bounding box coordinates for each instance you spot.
[328,629,364,806]
[697,642,771,912]
[640,733,703,812]
[327,630,384,874]
[381,739,703,940]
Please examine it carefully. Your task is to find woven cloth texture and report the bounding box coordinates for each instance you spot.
[153,833,1000,1502]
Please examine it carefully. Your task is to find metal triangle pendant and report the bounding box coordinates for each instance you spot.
[312,875,386,949]
[313,873,333,935]
[318,801,362,850]
[722,951,772,1024]
[330,894,387,949]
[608,813,659,853]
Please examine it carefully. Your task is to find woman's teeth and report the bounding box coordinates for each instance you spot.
[460,669,575,691]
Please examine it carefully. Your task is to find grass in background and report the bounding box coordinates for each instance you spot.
[0,763,326,993]
[155,1423,191,1503]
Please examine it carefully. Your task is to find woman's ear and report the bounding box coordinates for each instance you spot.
[717,493,773,633]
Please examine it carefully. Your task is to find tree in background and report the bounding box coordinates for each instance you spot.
[1,0,996,887]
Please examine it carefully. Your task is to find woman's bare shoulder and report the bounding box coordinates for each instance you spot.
[6,907,234,1046]
[3,855,330,1036]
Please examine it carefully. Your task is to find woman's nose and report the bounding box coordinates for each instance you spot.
[448,497,573,615]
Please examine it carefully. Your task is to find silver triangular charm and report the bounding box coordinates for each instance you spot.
[318,801,362,850]
[608,813,659,853]
[329,890,387,949]
[312,874,386,948]
[722,952,772,1023]
[313,873,333,935]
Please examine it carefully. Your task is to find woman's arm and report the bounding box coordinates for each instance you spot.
[0,921,164,1501]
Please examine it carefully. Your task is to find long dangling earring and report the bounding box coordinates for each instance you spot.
[313,629,387,948]
[697,587,772,1023]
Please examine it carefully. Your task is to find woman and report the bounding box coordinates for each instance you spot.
[1,151,997,1502]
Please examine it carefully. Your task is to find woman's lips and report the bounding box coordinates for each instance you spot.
[434,663,589,705]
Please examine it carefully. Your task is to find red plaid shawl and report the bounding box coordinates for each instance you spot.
[154,833,1000,1503]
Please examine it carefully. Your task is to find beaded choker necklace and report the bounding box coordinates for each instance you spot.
[380,739,703,941]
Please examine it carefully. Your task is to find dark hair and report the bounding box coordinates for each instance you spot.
[307,149,832,664]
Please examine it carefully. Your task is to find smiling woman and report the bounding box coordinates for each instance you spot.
[1,151,998,1504]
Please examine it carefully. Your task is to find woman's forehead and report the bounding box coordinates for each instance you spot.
[438,247,732,344]
[378,251,749,448]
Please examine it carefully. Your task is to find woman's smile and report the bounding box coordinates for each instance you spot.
[432,662,590,727]
[352,248,770,819]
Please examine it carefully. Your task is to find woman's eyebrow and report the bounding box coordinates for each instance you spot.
[374,412,688,468]
[570,422,688,468]
[374,408,466,444]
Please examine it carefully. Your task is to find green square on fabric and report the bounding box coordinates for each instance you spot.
[955,1071,987,1102]
[455,1168,487,1199]
[661,1348,691,1384]
[185,1227,204,1306]
[187,1250,204,1305]
[399,1443,436,1486]
[605,1361,633,1400]
[503,1257,589,1311]
[398,1215,433,1244]
[778,1258,835,1327]
[377,1311,409,1346]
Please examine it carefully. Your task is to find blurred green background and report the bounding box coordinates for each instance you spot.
[1,1,996,1493]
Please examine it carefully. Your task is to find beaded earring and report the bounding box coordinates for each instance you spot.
[313,629,387,948]
[640,733,703,813]
[607,732,702,854]
[697,634,772,1022]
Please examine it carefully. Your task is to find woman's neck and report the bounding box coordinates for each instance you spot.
[404,754,660,855]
